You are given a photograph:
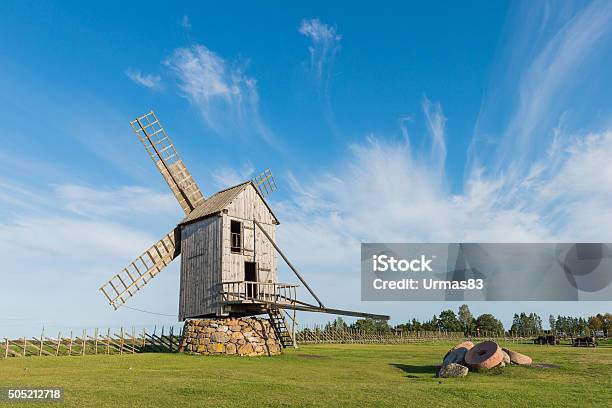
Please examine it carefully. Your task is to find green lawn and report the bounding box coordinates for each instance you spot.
[1,342,611,407]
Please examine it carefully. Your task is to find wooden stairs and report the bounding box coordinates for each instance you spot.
[268,307,297,349]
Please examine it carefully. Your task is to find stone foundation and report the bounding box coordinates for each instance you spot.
[179,317,282,356]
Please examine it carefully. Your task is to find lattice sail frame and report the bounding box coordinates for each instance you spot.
[99,230,179,310]
[131,111,205,214]
[252,169,277,198]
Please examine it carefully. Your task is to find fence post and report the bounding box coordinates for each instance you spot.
[39,329,44,357]
[68,331,73,356]
[82,330,86,356]
[94,328,98,355]
[4,338,8,358]
[22,337,26,357]
[120,327,124,355]
[56,332,61,356]
[106,329,110,355]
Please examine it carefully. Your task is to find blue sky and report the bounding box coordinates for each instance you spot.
[1,1,612,337]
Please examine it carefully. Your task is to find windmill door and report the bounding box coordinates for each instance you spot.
[245,261,257,299]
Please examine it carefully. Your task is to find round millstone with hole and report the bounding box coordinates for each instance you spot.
[464,341,503,370]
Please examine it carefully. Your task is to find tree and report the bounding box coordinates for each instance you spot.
[325,317,348,332]
[549,315,556,332]
[475,314,504,334]
[438,310,462,332]
[421,315,440,331]
[510,312,543,335]
[458,304,474,334]
[351,318,390,333]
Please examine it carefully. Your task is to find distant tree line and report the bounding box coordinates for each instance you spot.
[313,306,611,337]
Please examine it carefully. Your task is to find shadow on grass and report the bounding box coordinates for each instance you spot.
[390,363,439,378]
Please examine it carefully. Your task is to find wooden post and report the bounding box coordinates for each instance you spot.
[106,329,110,355]
[120,327,124,355]
[94,328,98,355]
[39,329,44,357]
[68,331,73,356]
[56,332,61,356]
[142,329,146,351]
[82,330,86,356]
[132,327,136,354]
[4,338,8,358]
[22,337,26,357]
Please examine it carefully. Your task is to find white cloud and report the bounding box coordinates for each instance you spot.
[211,162,255,189]
[472,1,612,173]
[0,182,182,337]
[125,68,162,90]
[276,127,612,316]
[165,44,275,144]
[54,184,179,218]
[422,96,447,178]
[181,15,191,29]
[298,18,341,79]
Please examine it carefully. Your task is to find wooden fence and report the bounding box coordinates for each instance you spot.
[3,325,581,358]
[1,326,182,358]
[295,327,539,344]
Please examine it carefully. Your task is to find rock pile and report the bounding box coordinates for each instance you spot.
[437,341,532,377]
[179,317,282,357]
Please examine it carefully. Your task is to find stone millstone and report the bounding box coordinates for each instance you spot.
[464,341,503,370]
[442,341,474,366]
[502,348,532,365]
[501,350,511,364]
[437,363,469,378]
[443,341,474,360]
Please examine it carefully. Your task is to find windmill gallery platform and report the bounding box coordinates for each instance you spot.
[98,111,388,355]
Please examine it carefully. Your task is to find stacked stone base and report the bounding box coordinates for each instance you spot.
[179,317,282,357]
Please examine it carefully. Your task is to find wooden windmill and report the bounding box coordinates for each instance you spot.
[99,111,388,347]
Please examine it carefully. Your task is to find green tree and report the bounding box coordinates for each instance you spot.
[458,304,474,334]
[351,318,390,333]
[438,309,462,332]
[475,314,504,334]
[325,317,348,332]
[549,315,556,332]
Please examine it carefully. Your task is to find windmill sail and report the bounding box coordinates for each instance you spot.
[99,229,179,310]
[131,111,205,214]
[252,169,277,198]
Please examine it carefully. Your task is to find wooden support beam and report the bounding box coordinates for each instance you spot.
[254,220,325,308]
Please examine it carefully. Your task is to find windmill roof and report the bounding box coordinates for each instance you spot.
[179,181,279,226]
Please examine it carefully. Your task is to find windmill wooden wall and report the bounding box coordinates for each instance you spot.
[178,183,278,320]
[179,215,222,320]
[222,184,277,284]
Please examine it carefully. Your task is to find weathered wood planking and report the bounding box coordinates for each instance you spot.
[179,183,278,319]
[222,183,277,285]
[179,215,222,320]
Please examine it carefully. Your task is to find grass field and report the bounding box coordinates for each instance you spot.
[1,342,611,407]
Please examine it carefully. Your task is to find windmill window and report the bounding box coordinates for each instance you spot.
[230,220,242,253]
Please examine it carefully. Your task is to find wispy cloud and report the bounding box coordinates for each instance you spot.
[298,18,342,136]
[471,0,612,173]
[54,185,178,218]
[298,18,342,79]
[277,127,612,315]
[164,44,275,144]
[211,161,255,189]
[180,15,191,30]
[422,96,447,178]
[125,68,162,90]
[0,181,182,336]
